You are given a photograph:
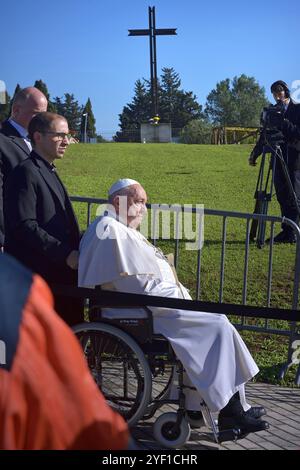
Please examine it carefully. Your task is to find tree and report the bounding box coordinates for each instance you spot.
[159,67,181,120]
[115,69,203,141]
[62,94,83,133]
[53,93,83,134]
[34,79,50,100]
[231,75,269,126]
[80,98,97,141]
[11,84,21,100]
[180,119,212,144]
[159,67,203,134]
[97,134,108,143]
[8,84,21,115]
[205,75,269,127]
[205,79,233,126]
[34,79,56,112]
[52,96,64,116]
[114,79,151,142]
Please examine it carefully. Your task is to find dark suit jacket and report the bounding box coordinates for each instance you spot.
[4,151,80,284]
[282,100,300,168]
[0,120,31,245]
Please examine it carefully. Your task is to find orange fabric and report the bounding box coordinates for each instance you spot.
[0,274,129,450]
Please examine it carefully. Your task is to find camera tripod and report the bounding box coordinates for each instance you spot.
[250,142,300,248]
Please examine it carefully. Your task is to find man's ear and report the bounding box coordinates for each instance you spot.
[33,131,42,144]
[11,103,20,119]
[114,195,120,210]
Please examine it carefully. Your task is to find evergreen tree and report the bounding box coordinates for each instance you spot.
[63,93,83,133]
[159,67,180,122]
[96,134,108,143]
[12,84,21,100]
[205,75,269,126]
[53,93,83,134]
[114,80,151,142]
[8,84,21,115]
[80,98,96,141]
[34,79,50,100]
[115,70,202,141]
[160,67,203,133]
[52,96,64,116]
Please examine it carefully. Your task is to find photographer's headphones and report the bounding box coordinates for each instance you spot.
[270,80,290,99]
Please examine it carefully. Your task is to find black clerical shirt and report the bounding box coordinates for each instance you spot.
[34,153,66,205]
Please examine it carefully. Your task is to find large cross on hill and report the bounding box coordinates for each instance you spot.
[128,6,177,121]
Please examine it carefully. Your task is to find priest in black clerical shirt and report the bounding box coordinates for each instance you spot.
[4,112,83,326]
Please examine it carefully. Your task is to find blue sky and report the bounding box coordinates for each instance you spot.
[1,0,299,136]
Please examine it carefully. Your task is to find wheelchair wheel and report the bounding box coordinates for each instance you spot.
[153,412,191,449]
[73,322,152,426]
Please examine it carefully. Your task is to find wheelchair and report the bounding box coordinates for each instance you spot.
[73,303,242,449]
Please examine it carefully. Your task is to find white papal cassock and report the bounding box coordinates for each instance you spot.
[79,212,259,412]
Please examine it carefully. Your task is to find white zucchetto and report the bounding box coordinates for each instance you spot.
[108,178,140,196]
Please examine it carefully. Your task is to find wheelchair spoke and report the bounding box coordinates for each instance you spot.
[75,328,150,422]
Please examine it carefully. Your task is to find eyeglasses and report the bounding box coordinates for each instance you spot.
[40,132,72,141]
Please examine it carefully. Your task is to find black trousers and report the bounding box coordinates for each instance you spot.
[54,294,84,327]
[274,158,300,234]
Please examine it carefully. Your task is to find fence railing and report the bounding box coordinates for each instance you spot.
[71,195,300,383]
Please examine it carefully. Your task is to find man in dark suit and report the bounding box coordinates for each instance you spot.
[0,87,48,249]
[249,81,300,243]
[5,112,83,325]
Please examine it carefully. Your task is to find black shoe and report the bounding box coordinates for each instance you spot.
[218,412,269,435]
[186,410,203,420]
[268,231,297,244]
[186,410,205,429]
[245,406,266,419]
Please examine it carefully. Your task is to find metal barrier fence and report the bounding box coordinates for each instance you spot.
[71,195,300,383]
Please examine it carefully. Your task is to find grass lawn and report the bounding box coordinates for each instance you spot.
[56,143,299,386]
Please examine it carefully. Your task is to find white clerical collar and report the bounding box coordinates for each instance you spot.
[8,118,28,139]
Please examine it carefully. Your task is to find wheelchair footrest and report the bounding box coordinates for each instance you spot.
[218,428,241,443]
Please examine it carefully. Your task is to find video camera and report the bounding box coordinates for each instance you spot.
[261,101,285,130]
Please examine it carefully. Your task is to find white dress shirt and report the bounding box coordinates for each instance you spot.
[8,119,32,151]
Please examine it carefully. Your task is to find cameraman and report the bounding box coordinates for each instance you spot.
[249,81,300,243]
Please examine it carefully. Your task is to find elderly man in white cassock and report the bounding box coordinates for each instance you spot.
[79,179,269,436]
